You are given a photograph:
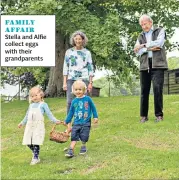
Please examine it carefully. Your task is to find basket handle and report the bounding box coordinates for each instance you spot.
[51,124,56,132]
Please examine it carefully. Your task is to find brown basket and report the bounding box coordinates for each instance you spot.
[49,125,70,143]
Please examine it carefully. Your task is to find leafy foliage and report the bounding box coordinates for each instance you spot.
[1,0,179,94]
[167,56,179,70]
[1,67,49,90]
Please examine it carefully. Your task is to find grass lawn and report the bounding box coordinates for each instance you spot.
[1,95,179,179]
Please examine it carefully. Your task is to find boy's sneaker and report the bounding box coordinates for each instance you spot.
[30,158,40,165]
[65,148,74,158]
[79,146,87,155]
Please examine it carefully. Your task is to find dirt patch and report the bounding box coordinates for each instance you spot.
[82,162,106,175]
[55,168,74,174]
[122,137,179,151]
[1,138,11,151]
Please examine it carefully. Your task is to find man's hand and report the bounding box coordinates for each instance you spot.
[148,47,161,51]
[134,44,145,53]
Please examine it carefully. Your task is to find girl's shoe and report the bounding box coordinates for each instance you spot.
[30,158,40,165]
[63,147,68,152]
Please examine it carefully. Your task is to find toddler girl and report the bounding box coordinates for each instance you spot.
[18,86,61,165]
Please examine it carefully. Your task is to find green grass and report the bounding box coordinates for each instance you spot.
[1,95,179,179]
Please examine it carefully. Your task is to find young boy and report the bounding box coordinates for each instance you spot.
[64,80,98,157]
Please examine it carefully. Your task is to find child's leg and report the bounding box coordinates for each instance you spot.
[79,126,90,154]
[70,141,77,151]
[65,141,76,157]
[70,125,81,151]
[27,144,34,152]
[81,141,86,146]
[33,145,40,159]
[65,125,80,157]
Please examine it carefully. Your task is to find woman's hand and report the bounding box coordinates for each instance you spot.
[63,83,67,91]
[88,83,93,93]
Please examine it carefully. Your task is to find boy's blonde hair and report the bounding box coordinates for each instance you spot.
[29,86,44,103]
[72,80,87,94]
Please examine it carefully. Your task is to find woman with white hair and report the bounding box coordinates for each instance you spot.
[63,30,94,114]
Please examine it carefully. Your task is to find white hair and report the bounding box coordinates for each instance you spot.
[139,14,153,24]
[70,30,88,47]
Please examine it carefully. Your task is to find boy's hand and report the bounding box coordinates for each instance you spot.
[18,123,22,128]
[66,123,72,134]
[93,118,98,124]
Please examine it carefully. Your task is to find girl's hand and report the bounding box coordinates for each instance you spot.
[56,120,62,125]
[18,123,22,128]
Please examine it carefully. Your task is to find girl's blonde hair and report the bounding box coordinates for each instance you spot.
[70,30,88,47]
[72,80,87,94]
[29,86,44,103]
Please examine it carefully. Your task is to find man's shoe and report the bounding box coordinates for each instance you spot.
[65,148,74,158]
[140,116,148,123]
[155,116,163,122]
[79,146,87,155]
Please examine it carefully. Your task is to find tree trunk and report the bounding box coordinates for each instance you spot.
[45,31,69,97]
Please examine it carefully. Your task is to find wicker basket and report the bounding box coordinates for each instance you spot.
[49,125,70,143]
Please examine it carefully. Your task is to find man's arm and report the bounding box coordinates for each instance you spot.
[134,39,147,56]
[146,28,165,48]
[134,29,165,55]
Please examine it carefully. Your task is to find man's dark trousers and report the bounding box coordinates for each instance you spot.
[140,60,164,117]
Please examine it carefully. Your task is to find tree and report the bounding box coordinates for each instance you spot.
[1,0,179,96]
[167,56,179,70]
[1,67,49,91]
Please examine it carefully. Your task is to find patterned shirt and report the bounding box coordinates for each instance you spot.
[20,102,58,125]
[65,96,98,125]
[63,47,94,81]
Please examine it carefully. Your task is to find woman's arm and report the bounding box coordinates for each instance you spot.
[63,50,69,90]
